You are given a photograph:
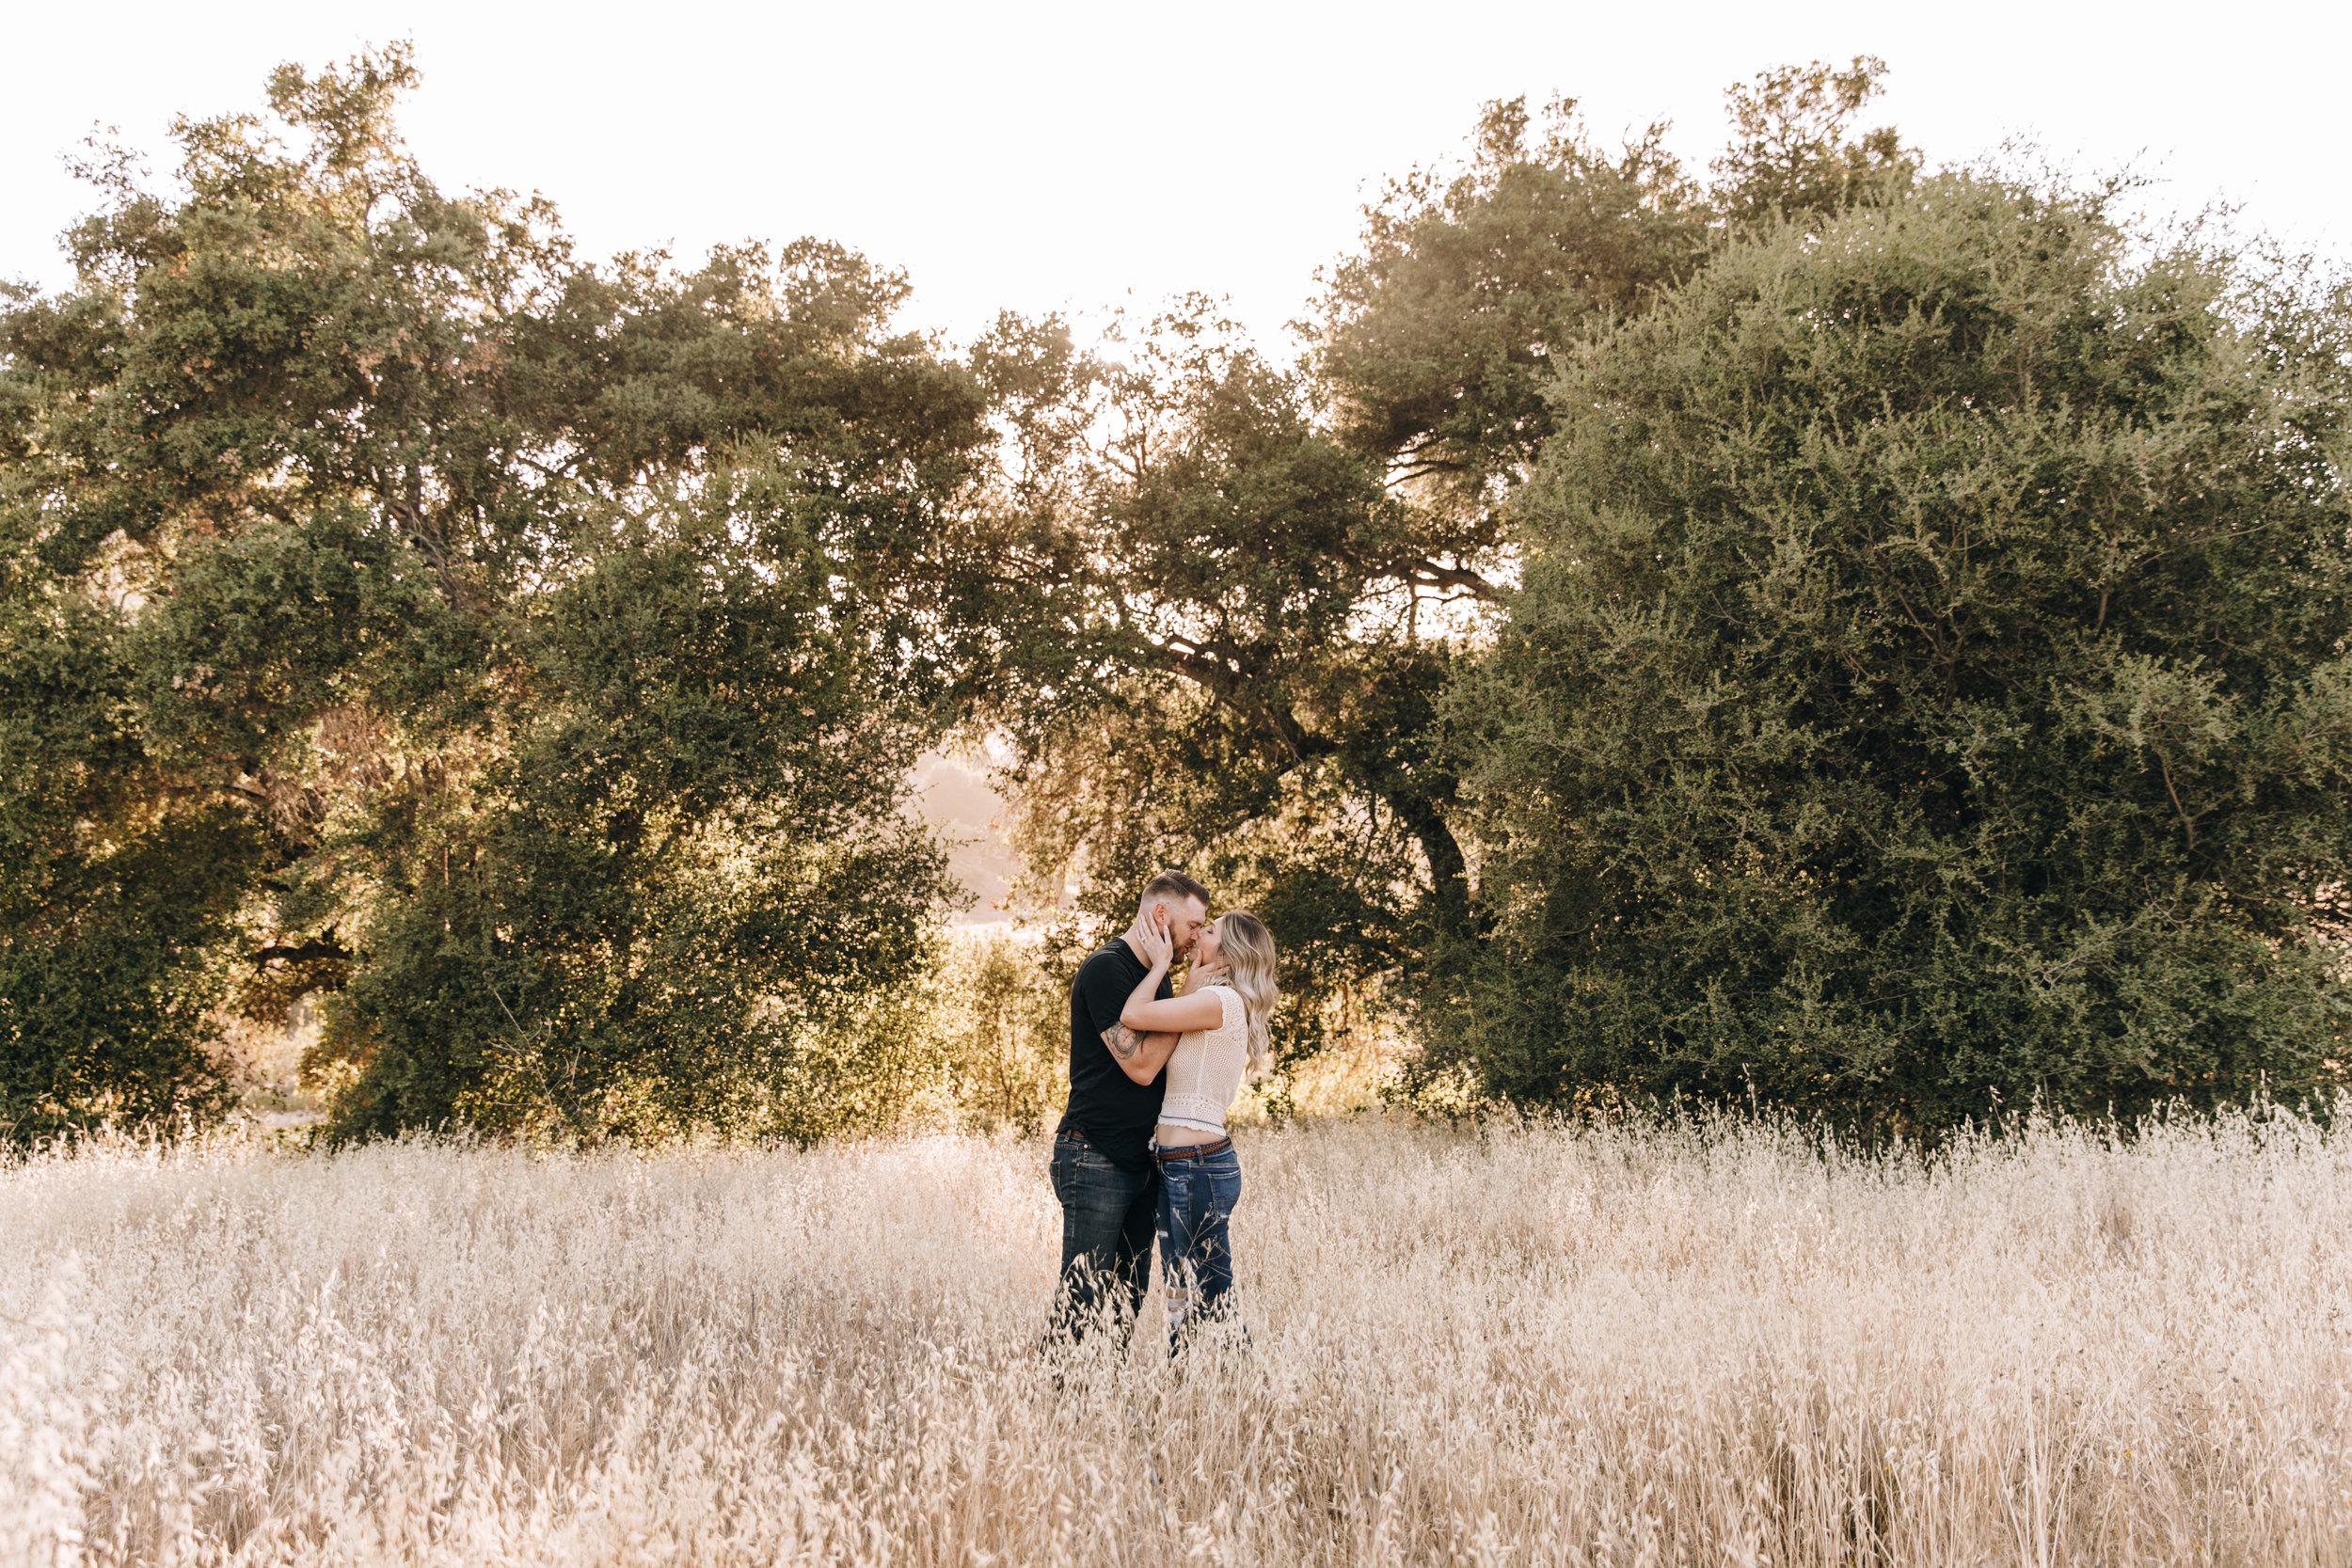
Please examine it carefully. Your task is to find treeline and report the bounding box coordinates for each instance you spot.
[4,48,2347,1143]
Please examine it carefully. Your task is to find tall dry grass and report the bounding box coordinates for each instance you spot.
[3,1110,2349,1565]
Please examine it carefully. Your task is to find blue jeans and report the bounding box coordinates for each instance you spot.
[1153,1142,1243,1352]
[1048,1132,1157,1348]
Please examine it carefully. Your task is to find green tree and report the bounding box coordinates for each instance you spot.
[938,932,1066,1133]
[1442,175,2352,1126]
[968,72,1915,1054]
[1317,96,1709,521]
[968,307,1453,1048]
[0,48,982,1139]
[0,553,257,1134]
[967,101,1713,1045]
[1710,56,1915,227]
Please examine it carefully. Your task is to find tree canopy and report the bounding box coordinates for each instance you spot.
[6,47,2345,1141]
[974,58,1935,1058]
[0,46,983,1139]
[1438,177,2352,1125]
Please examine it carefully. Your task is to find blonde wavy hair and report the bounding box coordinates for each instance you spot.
[1212,911,1279,1075]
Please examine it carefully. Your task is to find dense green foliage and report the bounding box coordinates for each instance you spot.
[974,63,1924,1059]
[5,49,2344,1139]
[0,49,978,1139]
[966,306,1493,1052]
[1438,179,2352,1124]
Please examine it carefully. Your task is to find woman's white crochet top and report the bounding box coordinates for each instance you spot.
[1160,986,1248,1134]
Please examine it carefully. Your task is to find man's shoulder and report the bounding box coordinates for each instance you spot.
[1075,940,1137,981]
[1072,941,1140,1023]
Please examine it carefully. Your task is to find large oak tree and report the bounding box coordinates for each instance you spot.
[967,71,1914,1053]
[0,49,984,1138]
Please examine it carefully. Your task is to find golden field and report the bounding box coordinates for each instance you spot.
[3,1110,2348,1565]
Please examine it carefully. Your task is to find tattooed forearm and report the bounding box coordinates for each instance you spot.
[1103,1024,1145,1060]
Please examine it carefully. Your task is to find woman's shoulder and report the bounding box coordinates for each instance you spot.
[1205,983,1244,1024]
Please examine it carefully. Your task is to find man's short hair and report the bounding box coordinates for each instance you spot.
[1138,870,1212,911]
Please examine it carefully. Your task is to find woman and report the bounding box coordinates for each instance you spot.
[1120,909,1279,1351]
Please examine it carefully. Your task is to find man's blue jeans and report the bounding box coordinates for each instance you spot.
[1048,1132,1157,1348]
[1153,1142,1242,1352]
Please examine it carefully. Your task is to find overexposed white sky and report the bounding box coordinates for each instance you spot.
[5,0,2346,353]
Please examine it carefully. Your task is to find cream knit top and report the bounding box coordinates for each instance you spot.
[1159,985,1249,1135]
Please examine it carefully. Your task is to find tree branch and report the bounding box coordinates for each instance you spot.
[1406,558,1502,601]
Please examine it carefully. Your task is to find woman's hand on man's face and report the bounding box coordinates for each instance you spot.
[1136,912,1176,970]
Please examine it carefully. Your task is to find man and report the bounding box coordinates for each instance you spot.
[1048,869,1213,1348]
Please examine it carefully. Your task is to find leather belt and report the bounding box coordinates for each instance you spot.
[1152,1135,1232,1164]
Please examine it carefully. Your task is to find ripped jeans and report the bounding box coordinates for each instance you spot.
[1152,1141,1244,1353]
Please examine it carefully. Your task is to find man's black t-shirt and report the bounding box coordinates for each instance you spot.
[1059,938,1172,1172]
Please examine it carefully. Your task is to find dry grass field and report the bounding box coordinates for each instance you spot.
[4,1110,2349,1566]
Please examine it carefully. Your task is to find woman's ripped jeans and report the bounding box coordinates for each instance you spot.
[1151,1141,1244,1354]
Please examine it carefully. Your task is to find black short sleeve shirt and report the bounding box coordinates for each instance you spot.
[1058,938,1171,1172]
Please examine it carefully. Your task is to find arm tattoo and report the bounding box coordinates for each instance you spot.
[1103,1024,1144,1060]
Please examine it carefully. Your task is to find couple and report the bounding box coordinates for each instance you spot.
[1048,870,1279,1354]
